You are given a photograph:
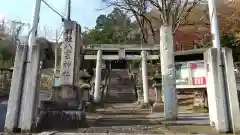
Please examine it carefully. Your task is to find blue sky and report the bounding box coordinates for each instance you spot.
[0,0,112,36]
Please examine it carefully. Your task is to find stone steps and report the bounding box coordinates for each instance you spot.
[105,69,136,103]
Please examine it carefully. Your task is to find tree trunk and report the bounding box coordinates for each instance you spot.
[160,25,178,120]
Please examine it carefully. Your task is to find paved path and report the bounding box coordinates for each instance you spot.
[147,112,217,134]
[36,103,163,134]
[35,103,220,135]
[0,93,221,134]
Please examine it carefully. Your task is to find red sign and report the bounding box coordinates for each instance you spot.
[192,77,206,85]
[191,63,198,70]
[190,62,206,85]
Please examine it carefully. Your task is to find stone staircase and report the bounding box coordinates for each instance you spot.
[105,69,137,103]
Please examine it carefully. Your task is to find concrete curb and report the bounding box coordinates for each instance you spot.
[37,131,58,135]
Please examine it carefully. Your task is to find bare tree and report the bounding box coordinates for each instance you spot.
[102,0,202,119]
[102,0,157,43]
[102,0,201,42]
[151,1,202,120]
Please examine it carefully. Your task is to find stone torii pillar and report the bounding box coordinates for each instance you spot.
[59,20,81,104]
[160,26,178,120]
[4,40,55,132]
[4,45,28,132]
[93,49,102,103]
[141,50,149,107]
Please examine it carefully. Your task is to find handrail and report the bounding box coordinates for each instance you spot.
[89,68,110,103]
[102,69,110,101]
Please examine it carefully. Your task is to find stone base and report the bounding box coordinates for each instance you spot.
[4,128,21,134]
[136,97,144,105]
[151,102,164,112]
[149,100,155,106]
[86,103,96,112]
[138,102,151,109]
[136,100,142,105]
[35,110,88,131]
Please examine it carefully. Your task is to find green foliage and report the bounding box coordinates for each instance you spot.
[221,32,239,47]
[220,32,240,62]
[0,40,14,68]
[82,8,141,44]
[131,60,141,68]
[0,45,12,61]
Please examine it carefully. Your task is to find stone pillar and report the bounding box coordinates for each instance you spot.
[93,49,102,103]
[15,0,41,131]
[141,50,149,105]
[159,25,177,120]
[59,20,81,103]
[4,45,28,132]
[204,48,229,133]
[221,48,240,133]
[20,44,41,132]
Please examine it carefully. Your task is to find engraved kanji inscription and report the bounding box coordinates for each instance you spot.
[62,70,71,79]
[64,42,72,49]
[64,49,72,59]
[63,60,71,68]
[64,29,73,42]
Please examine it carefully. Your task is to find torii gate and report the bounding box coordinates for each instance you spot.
[3,0,240,134]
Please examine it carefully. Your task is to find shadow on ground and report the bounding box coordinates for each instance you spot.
[93,117,156,127]
[96,112,149,116]
[54,111,161,134]
[165,124,217,134]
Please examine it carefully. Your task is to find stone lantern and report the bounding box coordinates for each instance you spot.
[136,73,143,104]
[77,70,92,108]
[152,70,162,102]
[151,70,164,112]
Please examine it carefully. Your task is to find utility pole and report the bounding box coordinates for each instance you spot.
[27,0,41,47]
[208,0,221,50]
[67,0,71,20]
[20,0,42,131]
[207,0,230,132]
[4,0,42,132]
